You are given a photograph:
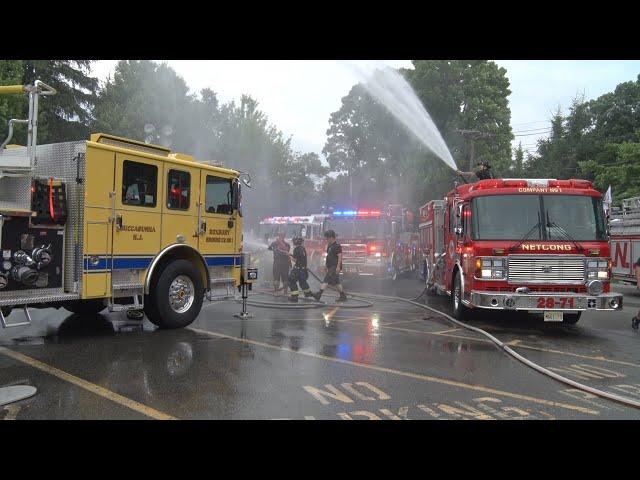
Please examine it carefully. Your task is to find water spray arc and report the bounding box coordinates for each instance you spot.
[349,64,458,172]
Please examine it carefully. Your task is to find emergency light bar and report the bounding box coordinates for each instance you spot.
[472,179,594,190]
[332,210,382,217]
[260,216,314,224]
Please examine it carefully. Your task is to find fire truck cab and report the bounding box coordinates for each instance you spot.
[324,205,418,279]
[0,81,256,330]
[419,178,622,324]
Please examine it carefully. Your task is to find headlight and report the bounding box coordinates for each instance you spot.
[586,257,609,280]
[475,257,506,279]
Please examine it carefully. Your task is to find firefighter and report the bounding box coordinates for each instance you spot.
[456,160,493,182]
[312,230,348,302]
[268,230,291,296]
[287,236,313,302]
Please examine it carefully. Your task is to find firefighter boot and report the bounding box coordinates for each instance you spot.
[289,292,299,303]
[303,290,314,299]
[336,292,348,302]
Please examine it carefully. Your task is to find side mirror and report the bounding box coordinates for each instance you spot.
[391,221,397,235]
[301,227,307,237]
[232,180,242,216]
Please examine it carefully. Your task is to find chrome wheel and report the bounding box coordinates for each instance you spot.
[169,275,195,313]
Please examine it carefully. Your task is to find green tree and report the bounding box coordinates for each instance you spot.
[0,60,97,144]
[580,142,640,203]
[406,60,514,174]
[0,60,24,144]
[92,60,200,153]
[526,74,640,201]
[322,60,513,210]
[513,142,524,176]
[525,109,573,177]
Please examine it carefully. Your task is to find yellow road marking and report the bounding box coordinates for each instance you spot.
[381,319,426,326]
[0,347,177,420]
[188,327,598,415]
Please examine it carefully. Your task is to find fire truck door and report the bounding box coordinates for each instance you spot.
[161,164,199,251]
[83,147,115,298]
[433,205,446,286]
[198,173,238,274]
[113,153,162,275]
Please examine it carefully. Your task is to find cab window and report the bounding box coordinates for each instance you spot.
[206,175,233,215]
[462,205,471,237]
[122,160,157,207]
[167,169,190,210]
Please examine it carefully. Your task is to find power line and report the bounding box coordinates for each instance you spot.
[514,130,552,137]
[512,127,554,134]
[512,120,549,126]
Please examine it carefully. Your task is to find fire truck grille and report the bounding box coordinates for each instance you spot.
[342,244,367,264]
[508,256,585,284]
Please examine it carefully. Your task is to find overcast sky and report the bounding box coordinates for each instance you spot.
[91,60,640,162]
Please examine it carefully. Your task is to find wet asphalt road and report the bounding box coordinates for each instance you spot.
[1,275,640,420]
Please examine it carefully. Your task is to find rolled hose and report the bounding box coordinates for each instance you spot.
[244,290,373,309]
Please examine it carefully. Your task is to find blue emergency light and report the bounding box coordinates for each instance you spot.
[331,209,379,217]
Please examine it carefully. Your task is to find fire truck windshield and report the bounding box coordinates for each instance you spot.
[259,224,305,240]
[325,217,387,239]
[472,194,606,241]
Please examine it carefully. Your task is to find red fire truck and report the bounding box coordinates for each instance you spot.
[418,178,622,324]
[257,214,329,276]
[323,205,419,280]
[610,196,640,284]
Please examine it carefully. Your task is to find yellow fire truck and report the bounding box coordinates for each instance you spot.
[0,81,256,329]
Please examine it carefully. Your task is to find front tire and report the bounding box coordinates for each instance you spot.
[391,254,400,281]
[145,260,204,329]
[452,272,469,321]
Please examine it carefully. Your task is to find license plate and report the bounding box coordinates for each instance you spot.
[537,296,576,309]
[544,311,564,322]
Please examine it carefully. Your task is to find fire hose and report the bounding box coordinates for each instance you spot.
[242,259,640,409]
[340,283,640,410]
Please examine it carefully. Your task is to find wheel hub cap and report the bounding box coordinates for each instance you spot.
[169,275,195,313]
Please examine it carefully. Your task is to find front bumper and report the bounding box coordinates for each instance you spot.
[341,262,387,277]
[469,291,623,311]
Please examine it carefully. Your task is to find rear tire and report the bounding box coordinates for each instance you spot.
[563,312,581,325]
[452,272,469,321]
[144,259,204,329]
[391,254,400,281]
[62,298,106,316]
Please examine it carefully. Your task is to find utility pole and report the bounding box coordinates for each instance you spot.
[456,129,495,170]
